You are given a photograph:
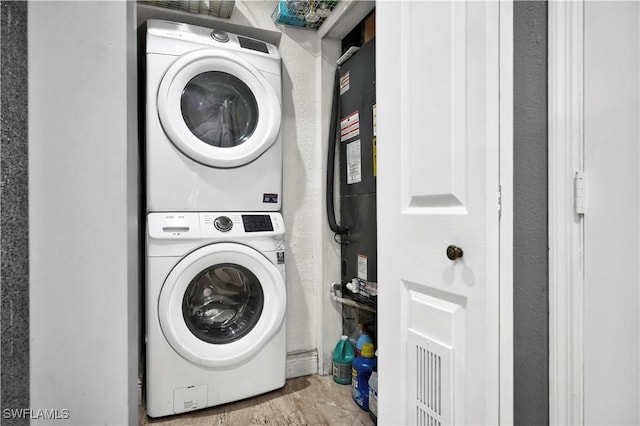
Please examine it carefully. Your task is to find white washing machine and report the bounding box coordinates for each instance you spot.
[146,212,286,418]
[146,20,283,212]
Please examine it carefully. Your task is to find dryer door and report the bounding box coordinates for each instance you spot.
[158,242,286,367]
[157,49,282,168]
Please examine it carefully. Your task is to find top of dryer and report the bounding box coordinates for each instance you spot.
[146,19,280,61]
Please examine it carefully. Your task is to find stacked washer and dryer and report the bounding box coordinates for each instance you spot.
[144,20,286,417]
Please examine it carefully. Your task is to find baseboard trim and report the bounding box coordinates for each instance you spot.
[286,349,318,379]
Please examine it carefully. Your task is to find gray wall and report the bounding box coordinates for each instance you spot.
[1,2,29,425]
[514,1,549,424]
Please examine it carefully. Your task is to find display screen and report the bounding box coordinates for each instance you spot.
[238,36,269,54]
[241,215,273,232]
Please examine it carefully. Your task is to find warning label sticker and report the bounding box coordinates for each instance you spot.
[373,137,377,177]
[346,139,362,184]
[357,254,368,281]
[340,71,350,95]
[340,111,360,142]
[373,104,377,137]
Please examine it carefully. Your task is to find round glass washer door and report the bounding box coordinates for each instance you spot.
[158,243,286,367]
[157,49,282,168]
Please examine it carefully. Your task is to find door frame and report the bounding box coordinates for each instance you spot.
[548,1,585,425]
[500,1,514,423]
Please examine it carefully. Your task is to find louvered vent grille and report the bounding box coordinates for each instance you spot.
[417,406,442,426]
[417,345,442,425]
[408,330,453,426]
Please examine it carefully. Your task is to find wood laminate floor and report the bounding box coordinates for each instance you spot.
[140,374,374,425]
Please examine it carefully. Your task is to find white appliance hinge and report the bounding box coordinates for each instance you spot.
[574,171,585,215]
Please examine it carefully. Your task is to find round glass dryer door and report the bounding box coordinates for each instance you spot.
[158,243,286,367]
[180,72,259,149]
[157,49,281,168]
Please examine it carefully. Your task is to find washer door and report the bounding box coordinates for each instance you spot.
[159,243,286,367]
[157,49,281,168]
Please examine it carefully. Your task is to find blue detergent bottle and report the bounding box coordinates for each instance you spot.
[351,342,377,411]
[355,329,373,356]
[348,322,364,352]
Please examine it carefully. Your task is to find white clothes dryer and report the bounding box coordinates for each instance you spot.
[146,20,283,212]
[145,212,286,418]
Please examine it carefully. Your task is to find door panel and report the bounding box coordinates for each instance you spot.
[584,2,640,423]
[404,1,467,209]
[377,1,501,424]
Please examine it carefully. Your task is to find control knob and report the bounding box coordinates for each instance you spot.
[210,29,229,43]
[214,216,233,232]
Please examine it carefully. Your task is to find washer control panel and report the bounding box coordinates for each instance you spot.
[147,212,284,240]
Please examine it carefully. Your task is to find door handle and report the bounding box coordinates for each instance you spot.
[446,245,464,261]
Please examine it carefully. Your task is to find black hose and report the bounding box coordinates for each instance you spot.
[326,68,349,236]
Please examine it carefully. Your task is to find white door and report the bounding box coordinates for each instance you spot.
[583,2,640,423]
[376,1,503,424]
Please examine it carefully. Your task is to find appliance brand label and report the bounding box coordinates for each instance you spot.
[263,193,278,203]
[277,252,285,264]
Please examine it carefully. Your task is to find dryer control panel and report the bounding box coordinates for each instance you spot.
[146,19,280,61]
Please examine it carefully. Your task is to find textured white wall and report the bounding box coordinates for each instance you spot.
[319,38,343,374]
[216,1,343,371]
